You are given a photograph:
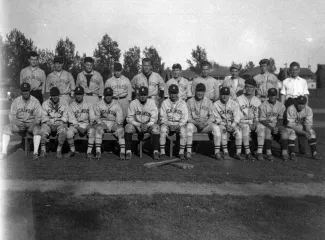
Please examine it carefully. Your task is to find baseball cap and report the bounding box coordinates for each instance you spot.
[267,88,278,96]
[50,87,60,96]
[172,63,182,70]
[20,82,31,92]
[220,87,230,95]
[230,64,240,71]
[75,86,85,95]
[139,86,149,96]
[53,56,64,63]
[168,84,179,94]
[84,57,94,63]
[196,83,206,92]
[104,87,114,96]
[114,62,123,71]
[296,95,307,105]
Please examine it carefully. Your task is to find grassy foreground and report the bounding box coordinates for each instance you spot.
[4,191,325,240]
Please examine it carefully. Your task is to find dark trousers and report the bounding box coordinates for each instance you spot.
[30,90,43,104]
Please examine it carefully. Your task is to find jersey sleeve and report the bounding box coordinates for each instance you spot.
[213,81,220,101]
[179,102,188,126]
[131,76,137,92]
[41,70,46,94]
[286,107,297,127]
[61,106,69,123]
[160,101,169,125]
[127,78,132,101]
[259,104,267,121]
[92,104,101,123]
[98,74,104,97]
[186,80,192,98]
[212,104,222,125]
[68,73,76,91]
[158,74,165,91]
[126,101,139,126]
[33,101,43,123]
[76,73,81,87]
[233,102,241,124]
[9,100,18,122]
[278,104,286,119]
[164,81,169,98]
[116,104,124,125]
[67,106,79,126]
[305,107,313,126]
[207,100,215,124]
[45,75,51,93]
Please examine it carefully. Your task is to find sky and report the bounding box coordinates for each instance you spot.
[1,0,325,71]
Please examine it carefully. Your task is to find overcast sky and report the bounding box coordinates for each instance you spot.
[1,0,325,71]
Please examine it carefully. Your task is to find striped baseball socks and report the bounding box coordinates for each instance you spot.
[309,138,317,154]
[288,140,295,154]
[235,138,242,154]
[160,136,166,155]
[67,138,75,153]
[119,139,125,153]
[179,145,185,155]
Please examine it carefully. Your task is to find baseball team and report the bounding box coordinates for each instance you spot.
[0,51,320,162]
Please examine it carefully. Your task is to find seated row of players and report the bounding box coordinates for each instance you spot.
[1,78,320,161]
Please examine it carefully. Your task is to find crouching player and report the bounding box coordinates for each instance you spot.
[186,83,221,160]
[40,87,69,158]
[93,87,125,160]
[160,84,188,159]
[125,86,160,160]
[259,88,289,161]
[66,86,95,159]
[237,79,265,161]
[286,96,320,161]
[213,87,243,160]
[0,83,42,160]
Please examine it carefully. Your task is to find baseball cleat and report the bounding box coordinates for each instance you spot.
[40,151,47,158]
[256,153,264,161]
[234,153,246,161]
[96,152,101,160]
[56,151,62,159]
[290,153,298,162]
[215,153,222,160]
[266,154,274,162]
[223,152,231,160]
[312,152,321,160]
[153,151,160,160]
[124,152,130,161]
[32,153,39,160]
[246,153,254,161]
[87,153,93,160]
[64,151,75,159]
[0,153,8,160]
[185,152,192,160]
[282,154,289,161]
[179,154,186,160]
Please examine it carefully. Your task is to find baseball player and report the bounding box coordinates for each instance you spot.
[20,51,46,104]
[164,63,192,101]
[236,79,265,161]
[186,83,221,160]
[222,64,246,100]
[65,86,96,159]
[93,87,125,160]
[259,88,289,161]
[191,61,220,102]
[45,56,76,105]
[286,96,320,161]
[160,84,188,159]
[0,83,42,160]
[131,58,165,107]
[76,57,104,104]
[281,62,309,108]
[125,86,160,160]
[213,87,243,160]
[105,62,132,118]
[40,87,69,159]
[253,59,280,103]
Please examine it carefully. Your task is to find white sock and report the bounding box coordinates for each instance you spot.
[33,135,41,154]
[2,134,10,154]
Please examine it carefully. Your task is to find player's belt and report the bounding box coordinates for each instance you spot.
[113,96,127,99]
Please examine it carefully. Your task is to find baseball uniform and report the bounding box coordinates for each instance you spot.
[192,76,220,102]
[164,77,192,101]
[222,77,246,100]
[253,73,280,102]
[76,70,104,104]
[20,66,46,103]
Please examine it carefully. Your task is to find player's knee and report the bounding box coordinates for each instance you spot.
[186,123,195,135]
[116,127,124,139]
[241,124,250,135]
[88,127,95,137]
[179,126,187,138]
[3,124,13,135]
[96,124,104,135]
[280,128,288,140]
[160,125,168,136]
[151,124,160,135]
[32,125,42,136]
[234,129,242,140]
[66,129,74,139]
[125,124,135,133]
[256,124,265,137]
[287,128,296,140]
[211,124,221,137]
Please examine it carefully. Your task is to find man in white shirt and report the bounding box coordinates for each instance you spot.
[280,62,309,108]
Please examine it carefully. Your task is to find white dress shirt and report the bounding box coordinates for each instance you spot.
[280,76,309,99]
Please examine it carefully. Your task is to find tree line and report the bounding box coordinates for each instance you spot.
[0,28,276,88]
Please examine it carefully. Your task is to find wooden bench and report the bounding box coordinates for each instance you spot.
[25,133,150,158]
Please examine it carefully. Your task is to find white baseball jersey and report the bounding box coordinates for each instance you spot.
[45,70,76,95]
[42,99,69,125]
[164,77,192,101]
[68,100,95,127]
[9,96,43,124]
[127,98,158,126]
[20,67,46,93]
[259,100,286,127]
[253,73,279,97]
[286,105,313,128]
[76,70,104,96]
[192,76,220,101]
[105,75,132,100]
[213,99,241,126]
[280,77,309,99]
[236,95,261,123]
[160,98,188,127]
[187,97,214,124]
[222,77,246,99]
[131,72,165,97]
[93,99,124,125]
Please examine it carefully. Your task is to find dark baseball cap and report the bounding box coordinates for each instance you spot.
[104,87,114,96]
[139,86,149,96]
[220,87,230,95]
[84,57,94,63]
[196,83,206,92]
[114,62,123,71]
[21,82,31,92]
[53,56,64,63]
[268,88,278,96]
[296,95,307,105]
[172,63,182,70]
[50,87,60,96]
[75,86,84,95]
[168,84,179,94]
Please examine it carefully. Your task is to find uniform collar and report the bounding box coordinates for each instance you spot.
[83,70,94,75]
[29,66,38,71]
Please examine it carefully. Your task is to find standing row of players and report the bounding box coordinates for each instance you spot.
[1,52,318,160]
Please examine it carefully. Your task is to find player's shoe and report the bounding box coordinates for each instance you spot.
[153,151,160,160]
[265,154,274,162]
[290,153,298,162]
[86,153,93,160]
[223,152,231,160]
[256,153,264,161]
[32,153,39,160]
[124,152,131,161]
[282,154,289,161]
[96,152,101,160]
[215,153,222,160]
[312,152,321,160]
[40,151,47,158]
[56,151,62,159]
[246,153,254,161]
[185,152,192,160]
[64,151,75,159]
[160,154,169,160]
[234,153,245,161]
[179,154,186,160]
[0,153,8,160]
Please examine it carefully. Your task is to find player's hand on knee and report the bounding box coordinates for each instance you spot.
[18,124,26,132]
[305,131,311,139]
[272,127,279,134]
[227,126,235,133]
[140,124,148,132]
[11,119,22,126]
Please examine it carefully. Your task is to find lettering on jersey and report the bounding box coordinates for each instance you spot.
[111,84,128,90]
[240,104,257,112]
[295,117,306,124]
[22,76,43,84]
[75,109,89,118]
[46,109,64,116]
[100,109,117,116]
[166,109,182,115]
[219,109,234,115]
[135,111,151,117]
[17,108,33,114]
[266,112,278,118]
[51,77,69,85]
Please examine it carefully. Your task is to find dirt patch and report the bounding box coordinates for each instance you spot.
[1,180,325,197]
